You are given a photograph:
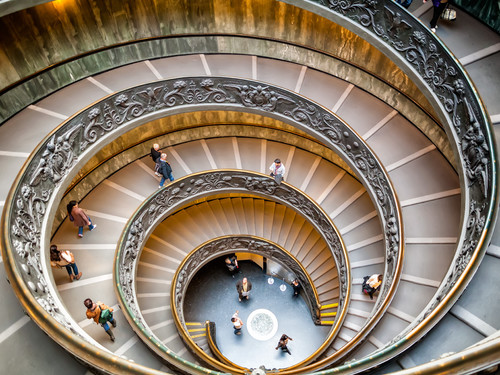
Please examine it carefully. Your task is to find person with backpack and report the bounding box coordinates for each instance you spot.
[158,153,174,188]
[275,334,293,355]
[84,298,117,341]
[225,254,239,277]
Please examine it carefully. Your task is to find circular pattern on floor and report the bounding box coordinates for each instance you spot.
[246,309,278,341]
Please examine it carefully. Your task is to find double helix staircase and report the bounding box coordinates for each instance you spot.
[0,1,499,374]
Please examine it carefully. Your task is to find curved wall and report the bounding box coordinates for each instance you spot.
[0,0,436,120]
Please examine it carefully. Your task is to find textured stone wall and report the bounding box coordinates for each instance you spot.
[0,0,431,113]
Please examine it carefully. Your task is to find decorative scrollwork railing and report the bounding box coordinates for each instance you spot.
[172,235,324,327]
[270,0,497,373]
[115,171,348,372]
[2,75,402,375]
[0,0,496,372]
[170,235,325,366]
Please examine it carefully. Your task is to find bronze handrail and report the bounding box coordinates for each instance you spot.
[2,75,402,374]
[115,171,350,373]
[169,235,326,369]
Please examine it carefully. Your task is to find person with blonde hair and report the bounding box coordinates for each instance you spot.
[158,152,174,188]
[236,277,252,302]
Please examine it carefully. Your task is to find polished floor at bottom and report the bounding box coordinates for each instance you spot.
[184,260,331,370]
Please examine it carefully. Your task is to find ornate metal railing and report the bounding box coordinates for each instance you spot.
[271,0,498,373]
[0,1,495,374]
[115,171,348,372]
[172,235,323,326]
[169,235,325,366]
[1,75,403,374]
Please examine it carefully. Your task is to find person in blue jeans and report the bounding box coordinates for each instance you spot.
[84,298,117,341]
[49,245,82,282]
[67,200,97,238]
[158,153,174,188]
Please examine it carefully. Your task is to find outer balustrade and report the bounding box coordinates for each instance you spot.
[2,76,402,374]
[0,0,496,372]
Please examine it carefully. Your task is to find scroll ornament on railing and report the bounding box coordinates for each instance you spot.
[6,76,400,367]
[118,171,349,317]
[172,236,324,325]
[311,0,495,348]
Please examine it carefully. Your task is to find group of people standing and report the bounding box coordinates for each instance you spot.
[228,253,300,356]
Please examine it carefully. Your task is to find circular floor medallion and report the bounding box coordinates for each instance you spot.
[246,309,278,341]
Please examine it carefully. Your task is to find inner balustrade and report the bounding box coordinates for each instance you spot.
[47,123,457,372]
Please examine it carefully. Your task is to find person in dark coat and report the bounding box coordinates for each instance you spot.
[67,200,96,238]
[151,143,161,176]
[158,153,174,188]
[225,254,239,277]
[236,277,252,301]
[275,334,293,355]
[292,279,301,297]
[423,0,448,32]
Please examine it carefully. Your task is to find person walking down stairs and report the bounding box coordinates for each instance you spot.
[84,298,117,341]
[423,0,449,32]
[150,143,162,176]
[49,245,82,282]
[269,158,286,184]
[67,200,96,238]
[158,153,174,188]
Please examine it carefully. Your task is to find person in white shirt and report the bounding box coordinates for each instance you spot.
[363,274,382,300]
[231,310,243,335]
[269,158,285,182]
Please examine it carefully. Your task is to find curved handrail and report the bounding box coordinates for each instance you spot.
[170,235,325,368]
[115,171,348,372]
[2,75,402,374]
[0,0,495,373]
[205,321,234,366]
[172,235,323,325]
[271,0,498,373]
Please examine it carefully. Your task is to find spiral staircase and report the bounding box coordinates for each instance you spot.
[0,1,499,374]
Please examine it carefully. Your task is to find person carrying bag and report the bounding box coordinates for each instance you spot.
[84,298,117,341]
